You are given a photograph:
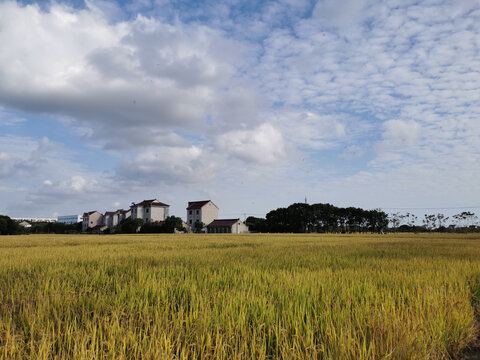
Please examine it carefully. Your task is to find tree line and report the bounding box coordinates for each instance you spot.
[0,216,82,235]
[246,203,389,233]
[389,211,479,232]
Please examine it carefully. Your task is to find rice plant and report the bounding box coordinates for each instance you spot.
[0,233,479,359]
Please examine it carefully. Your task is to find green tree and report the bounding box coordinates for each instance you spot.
[0,215,23,235]
[194,221,205,233]
[119,218,144,233]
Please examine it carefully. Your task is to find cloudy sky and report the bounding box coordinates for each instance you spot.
[1,0,479,221]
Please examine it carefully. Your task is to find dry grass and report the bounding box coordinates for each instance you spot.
[1,233,479,359]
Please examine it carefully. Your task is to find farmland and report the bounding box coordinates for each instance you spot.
[1,233,479,359]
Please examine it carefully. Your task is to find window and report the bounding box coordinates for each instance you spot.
[189,210,192,215]
[196,210,199,215]
[146,208,149,213]
[189,219,192,224]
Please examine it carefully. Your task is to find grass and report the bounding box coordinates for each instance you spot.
[0,233,480,359]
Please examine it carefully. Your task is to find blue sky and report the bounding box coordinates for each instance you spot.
[1,0,480,222]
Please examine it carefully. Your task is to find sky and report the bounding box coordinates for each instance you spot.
[0,0,479,222]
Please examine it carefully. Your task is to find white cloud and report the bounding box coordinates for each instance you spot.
[0,1,256,150]
[382,119,421,146]
[115,144,218,184]
[215,123,285,164]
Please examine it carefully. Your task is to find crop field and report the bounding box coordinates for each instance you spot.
[1,233,480,359]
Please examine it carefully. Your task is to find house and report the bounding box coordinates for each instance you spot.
[82,211,104,232]
[207,219,249,234]
[115,209,131,226]
[18,221,32,228]
[186,200,219,228]
[130,199,169,223]
[57,215,82,224]
[104,211,116,228]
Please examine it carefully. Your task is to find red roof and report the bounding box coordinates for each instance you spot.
[207,219,241,227]
[132,199,169,207]
[105,211,115,215]
[187,200,217,210]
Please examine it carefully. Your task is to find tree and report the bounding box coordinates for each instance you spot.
[163,216,186,233]
[119,218,144,233]
[423,214,436,230]
[436,213,448,229]
[194,221,205,233]
[389,213,401,232]
[140,217,186,233]
[245,216,267,232]
[0,215,23,235]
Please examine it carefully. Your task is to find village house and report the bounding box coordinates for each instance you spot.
[186,200,218,228]
[114,209,131,227]
[104,211,116,228]
[82,211,104,232]
[130,199,169,223]
[207,219,249,234]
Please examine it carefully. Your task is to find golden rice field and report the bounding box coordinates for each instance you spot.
[1,233,480,359]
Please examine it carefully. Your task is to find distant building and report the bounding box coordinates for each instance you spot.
[115,209,131,226]
[12,217,56,223]
[57,215,82,224]
[130,199,169,223]
[104,211,116,228]
[18,221,32,228]
[186,200,219,228]
[82,211,104,232]
[207,219,249,234]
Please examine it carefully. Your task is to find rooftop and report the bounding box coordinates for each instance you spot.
[187,200,218,210]
[207,219,241,227]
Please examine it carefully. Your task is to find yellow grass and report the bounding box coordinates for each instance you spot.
[1,233,479,359]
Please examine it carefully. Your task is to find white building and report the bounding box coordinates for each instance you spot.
[115,209,131,226]
[104,211,116,228]
[186,200,219,228]
[57,215,82,224]
[130,199,169,223]
[12,217,56,223]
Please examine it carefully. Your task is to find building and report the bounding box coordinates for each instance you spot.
[57,215,82,224]
[115,209,131,226]
[207,219,249,234]
[18,221,32,228]
[186,200,219,228]
[82,211,104,232]
[12,217,56,223]
[104,211,116,228]
[130,199,169,223]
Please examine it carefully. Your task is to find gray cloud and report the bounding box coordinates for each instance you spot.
[0,2,258,152]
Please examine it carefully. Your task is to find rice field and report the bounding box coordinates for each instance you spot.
[0,233,479,359]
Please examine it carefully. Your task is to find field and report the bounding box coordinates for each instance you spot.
[1,233,480,359]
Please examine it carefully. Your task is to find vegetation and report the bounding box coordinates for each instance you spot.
[194,220,205,233]
[246,204,479,233]
[29,221,82,234]
[0,233,479,359]
[139,216,186,233]
[118,217,144,234]
[0,215,24,235]
[246,203,388,233]
[389,211,480,233]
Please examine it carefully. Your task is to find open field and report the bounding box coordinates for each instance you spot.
[1,233,480,359]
